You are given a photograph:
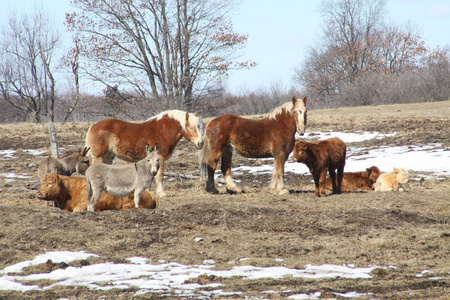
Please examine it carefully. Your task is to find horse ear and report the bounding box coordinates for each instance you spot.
[292,97,297,105]
[185,112,191,126]
[302,96,307,105]
[393,167,398,172]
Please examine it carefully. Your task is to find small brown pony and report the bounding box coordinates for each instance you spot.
[201,96,307,195]
[85,110,203,197]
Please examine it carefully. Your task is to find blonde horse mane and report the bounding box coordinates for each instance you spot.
[267,102,295,120]
[147,110,199,131]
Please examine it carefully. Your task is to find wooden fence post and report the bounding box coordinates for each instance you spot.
[48,122,59,158]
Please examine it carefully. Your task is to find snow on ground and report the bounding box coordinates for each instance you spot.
[233,131,450,179]
[1,131,449,182]
[0,251,384,298]
[1,131,448,298]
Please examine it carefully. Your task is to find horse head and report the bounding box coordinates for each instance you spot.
[292,96,307,136]
[182,112,204,149]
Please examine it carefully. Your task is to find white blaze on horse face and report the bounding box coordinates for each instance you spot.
[295,107,307,136]
[187,125,204,149]
[182,113,204,149]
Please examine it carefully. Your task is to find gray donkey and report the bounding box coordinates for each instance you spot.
[38,147,90,182]
[86,144,159,212]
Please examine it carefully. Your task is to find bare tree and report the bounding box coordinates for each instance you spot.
[294,0,438,107]
[66,0,254,112]
[0,11,60,122]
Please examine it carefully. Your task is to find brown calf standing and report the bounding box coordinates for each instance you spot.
[36,171,158,212]
[325,166,380,191]
[292,137,346,197]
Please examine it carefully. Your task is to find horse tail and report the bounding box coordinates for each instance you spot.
[199,131,210,182]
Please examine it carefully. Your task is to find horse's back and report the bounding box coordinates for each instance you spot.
[206,114,293,158]
[87,118,138,140]
[87,118,149,162]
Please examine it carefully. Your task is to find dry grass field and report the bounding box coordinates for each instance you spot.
[0,101,449,299]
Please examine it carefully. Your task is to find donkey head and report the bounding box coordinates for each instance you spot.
[146,144,160,176]
[76,147,90,175]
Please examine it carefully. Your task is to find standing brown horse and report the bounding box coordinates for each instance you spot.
[201,96,307,195]
[85,110,203,197]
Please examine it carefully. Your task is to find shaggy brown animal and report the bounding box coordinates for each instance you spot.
[324,166,380,191]
[292,137,346,197]
[36,171,158,212]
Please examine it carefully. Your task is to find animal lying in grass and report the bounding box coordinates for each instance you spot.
[374,168,409,192]
[36,171,158,212]
[86,144,159,212]
[292,137,346,197]
[38,147,90,182]
[325,166,380,191]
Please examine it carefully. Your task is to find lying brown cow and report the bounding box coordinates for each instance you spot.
[325,166,380,191]
[36,171,158,212]
[292,137,346,197]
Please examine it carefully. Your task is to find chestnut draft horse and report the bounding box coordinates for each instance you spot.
[85,110,203,197]
[201,96,307,195]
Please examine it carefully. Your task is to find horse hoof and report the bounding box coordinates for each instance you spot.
[206,187,220,194]
[276,188,289,195]
[157,191,167,198]
[226,187,242,194]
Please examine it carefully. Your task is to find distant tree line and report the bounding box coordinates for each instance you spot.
[0,0,449,123]
[294,0,450,109]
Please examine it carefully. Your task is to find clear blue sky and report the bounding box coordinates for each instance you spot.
[2,0,450,94]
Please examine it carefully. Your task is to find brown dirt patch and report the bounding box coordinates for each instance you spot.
[0,101,449,299]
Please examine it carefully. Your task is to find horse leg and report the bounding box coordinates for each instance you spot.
[155,157,166,198]
[270,155,288,195]
[205,149,221,194]
[221,145,241,194]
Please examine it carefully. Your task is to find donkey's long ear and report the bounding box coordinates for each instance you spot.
[302,96,307,105]
[154,143,159,152]
[146,144,150,153]
[82,147,90,156]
